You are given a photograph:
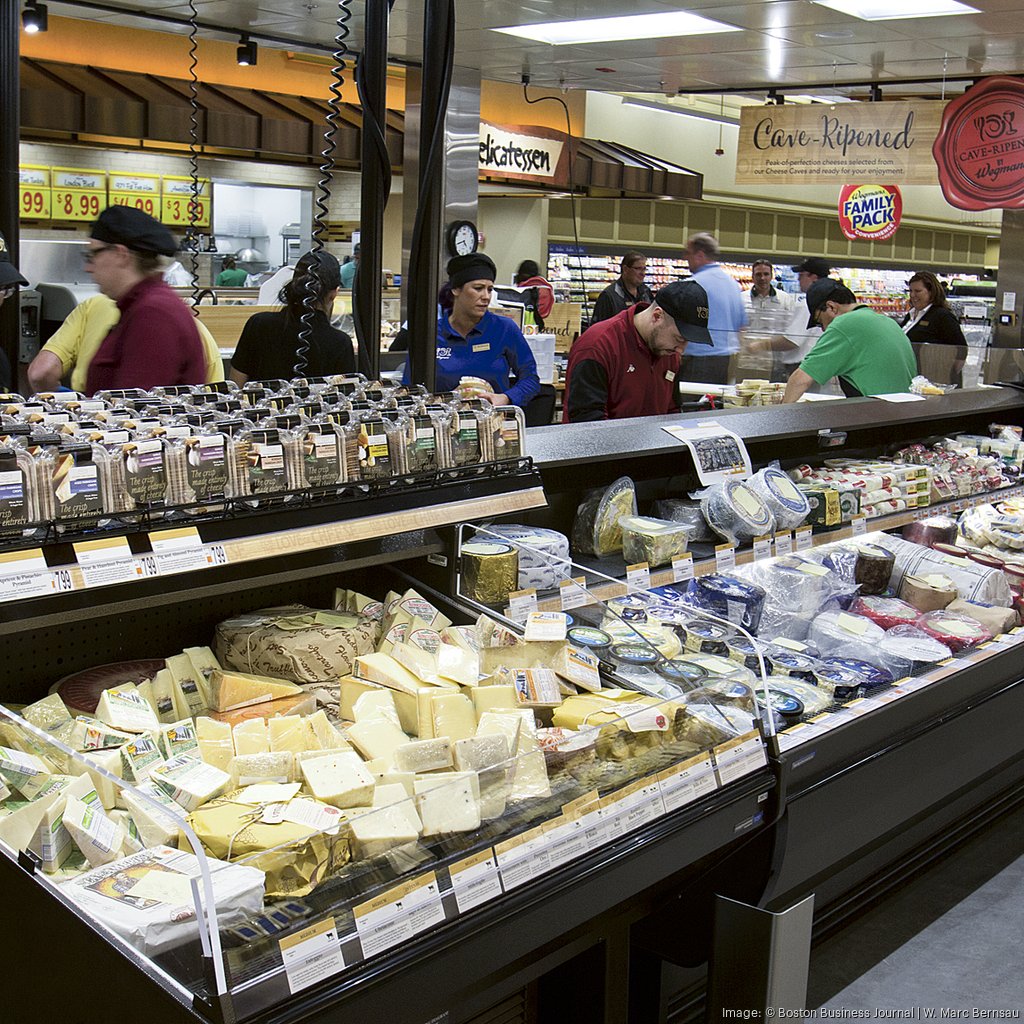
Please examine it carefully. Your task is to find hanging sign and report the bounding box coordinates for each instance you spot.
[932,76,1024,210]
[51,168,106,222]
[478,122,570,186]
[736,102,944,185]
[837,183,902,242]
[161,176,211,228]
[19,165,51,220]
[109,174,162,218]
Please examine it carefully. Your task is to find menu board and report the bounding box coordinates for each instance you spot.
[161,176,211,228]
[19,165,51,220]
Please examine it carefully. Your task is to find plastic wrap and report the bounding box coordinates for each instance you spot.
[763,677,831,717]
[853,543,896,595]
[807,610,886,664]
[680,620,731,655]
[959,502,1024,552]
[653,498,715,542]
[700,480,776,544]
[850,595,920,629]
[878,626,952,666]
[572,477,637,557]
[945,598,1017,635]
[620,515,690,567]
[915,610,993,651]
[898,573,959,612]
[685,574,766,633]
[816,657,896,697]
[745,466,811,530]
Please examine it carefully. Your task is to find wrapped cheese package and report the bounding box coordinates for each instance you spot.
[902,515,958,548]
[807,610,886,666]
[745,467,811,530]
[850,595,920,630]
[880,535,1012,607]
[878,626,952,667]
[700,480,776,544]
[476,524,571,591]
[572,477,637,557]
[684,574,767,633]
[899,573,959,613]
[654,499,715,542]
[915,610,992,652]
[944,599,1017,637]
[620,515,690,567]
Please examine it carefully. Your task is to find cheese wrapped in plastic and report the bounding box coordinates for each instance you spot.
[572,476,636,557]
[619,516,690,568]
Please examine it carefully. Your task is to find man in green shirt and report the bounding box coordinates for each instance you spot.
[215,256,248,287]
[783,279,917,403]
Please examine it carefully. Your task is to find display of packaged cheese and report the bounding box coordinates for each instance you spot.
[572,476,637,556]
[619,515,690,568]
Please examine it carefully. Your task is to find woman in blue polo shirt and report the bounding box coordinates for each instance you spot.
[405,254,541,407]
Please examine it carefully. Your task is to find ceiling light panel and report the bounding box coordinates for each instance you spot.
[812,0,979,20]
[492,11,742,46]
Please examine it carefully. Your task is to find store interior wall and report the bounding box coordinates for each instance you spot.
[477,194,547,284]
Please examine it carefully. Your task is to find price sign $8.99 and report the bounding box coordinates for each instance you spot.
[53,190,102,221]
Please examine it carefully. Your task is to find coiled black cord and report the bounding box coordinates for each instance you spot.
[185,0,201,314]
[296,0,353,376]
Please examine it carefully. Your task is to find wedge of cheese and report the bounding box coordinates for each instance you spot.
[69,748,123,810]
[480,640,570,676]
[453,734,512,773]
[232,718,269,756]
[347,788,422,858]
[306,710,349,751]
[208,692,316,725]
[183,646,221,707]
[268,717,308,755]
[196,717,234,773]
[346,716,410,765]
[69,717,135,752]
[414,773,481,834]
[391,641,440,685]
[149,669,181,723]
[157,720,199,760]
[392,737,453,773]
[120,734,165,784]
[208,670,303,713]
[121,781,185,848]
[300,752,374,808]
[430,693,476,743]
[352,689,399,723]
[437,644,479,687]
[166,653,208,718]
[151,754,230,811]
[63,796,124,868]
[470,685,518,720]
[30,774,97,872]
[135,679,159,717]
[341,676,419,735]
[95,688,160,734]
[354,653,438,697]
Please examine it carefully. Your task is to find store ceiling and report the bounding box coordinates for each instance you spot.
[43,0,1024,98]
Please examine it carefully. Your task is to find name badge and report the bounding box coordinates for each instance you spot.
[472,343,489,353]
[664,370,676,382]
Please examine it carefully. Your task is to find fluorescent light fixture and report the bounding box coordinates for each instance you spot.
[812,0,978,20]
[493,12,741,46]
[788,93,856,104]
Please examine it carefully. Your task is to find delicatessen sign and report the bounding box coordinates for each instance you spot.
[736,102,944,185]
[478,122,569,186]
[837,184,902,242]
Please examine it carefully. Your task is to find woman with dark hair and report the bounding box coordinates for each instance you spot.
[902,271,967,384]
[513,258,555,324]
[228,250,355,385]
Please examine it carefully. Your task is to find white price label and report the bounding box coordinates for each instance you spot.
[80,556,143,588]
[149,527,203,553]
[507,589,538,623]
[672,553,694,582]
[600,778,666,840]
[559,577,588,611]
[353,873,445,959]
[448,850,503,914]
[279,917,346,995]
[73,537,133,565]
[714,731,768,784]
[774,531,794,556]
[51,567,75,593]
[794,526,813,552]
[752,535,772,562]
[715,544,736,572]
[658,753,718,812]
[0,571,57,601]
[626,562,651,592]
[153,547,212,576]
[524,611,568,641]
[495,827,552,890]
[851,515,868,537]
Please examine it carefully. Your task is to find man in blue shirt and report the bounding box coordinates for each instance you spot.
[678,232,747,385]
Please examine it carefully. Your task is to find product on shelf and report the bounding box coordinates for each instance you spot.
[619,515,690,567]
[700,480,775,544]
[473,524,572,592]
[572,477,637,557]
[745,467,812,530]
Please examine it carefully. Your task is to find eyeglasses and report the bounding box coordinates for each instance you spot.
[83,244,116,263]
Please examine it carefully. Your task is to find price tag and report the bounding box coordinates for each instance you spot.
[73,537,143,588]
[657,752,718,812]
[774,531,794,556]
[626,562,651,592]
[559,576,588,611]
[0,549,57,601]
[149,527,212,575]
[794,525,813,552]
[715,544,736,572]
[108,173,161,217]
[495,826,552,890]
[714,731,768,784]
[599,777,666,838]
[161,176,211,227]
[448,849,503,914]
[352,873,445,959]
[851,514,868,537]
[279,917,345,995]
[51,167,106,222]
[752,535,772,561]
[524,611,568,641]
[19,165,50,220]
[837,612,869,636]
[507,588,538,623]
[671,553,694,582]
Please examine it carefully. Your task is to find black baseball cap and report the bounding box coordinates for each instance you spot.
[295,250,342,290]
[792,257,831,278]
[0,231,28,289]
[655,280,713,345]
[90,205,177,256]
[805,278,844,329]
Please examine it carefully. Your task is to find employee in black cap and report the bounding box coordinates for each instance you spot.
[229,249,354,384]
[403,253,540,407]
[0,230,28,389]
[563,279,713,421]
[83,205,206,394]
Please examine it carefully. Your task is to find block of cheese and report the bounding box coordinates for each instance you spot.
[553,646,602,693]
[352,689,399,723]
[346,716,410,765]
[165,653,208,718]
[69,717,135,752]
[229,751,294,787]
[377,608,413,655]
[208,670,304,713]
[441,625,479,654]
[134,679,159,718]
[195,717,234,773]
[436,644,480,687]
[391,641,440,685]
[341,677,418,735]
[477,766,511,821]
[69,748,123,810]
[453,734,512,773]
[354,653,442,697]
[396,589,452,632]
[268,717,308,755]
[30,774,97,872]
[430,693,476,743]
[380,771,416,796]
[480,639,570,676]
[107,808,144,856]
[120,734,165,784]
[232,719,269,756]
[476,710,549,801]
[415,688,436,740]
[392,737,453,773]
[183,646,221,707]
[300,752,374,808]
[208,692,316,726]
[470,685,519,721]
[21,693,73,737]
[306,710,348,750]
[157,720,199,760]
[347,796,421,858]
[151,754,230,811]
[121,781,186,848]
[0,777,70,853]
[95,688,160,735]
[149,669,181,724]
[414,773,481,834]
[63,796,124,867]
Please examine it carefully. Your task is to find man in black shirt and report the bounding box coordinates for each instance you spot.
[0,231,28,390]
[590,251,654,325]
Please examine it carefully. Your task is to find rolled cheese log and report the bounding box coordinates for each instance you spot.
[854,544,895,595]
[945,598,1017,636]
[899,573,959,612]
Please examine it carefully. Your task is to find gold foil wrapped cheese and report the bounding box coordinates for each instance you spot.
[461,541,518,605]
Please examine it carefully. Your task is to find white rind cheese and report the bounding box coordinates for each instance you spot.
[151,754,230,812]
[300,752,374,808]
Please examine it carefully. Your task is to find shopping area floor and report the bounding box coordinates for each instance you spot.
[808,800,1024,1016]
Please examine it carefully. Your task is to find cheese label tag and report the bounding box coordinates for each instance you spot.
[752,535,772,562]
[851,514,868,537]
[794,526,813,552]
[448,848,503,914]
[524,611,568,642]
[507,588,538,623]
[559,577,589,611]
[671,553,694,583]
[838,612,869,636]
[715,544,736,572]
[713,731,767,784]
[774,531,794,556]
[279,917,346,994]
[657,752,717,812]
[626,562,651,592]
[353,872,445,958]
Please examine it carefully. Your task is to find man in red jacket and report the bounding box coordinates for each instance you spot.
[83,205,206,395]
[563,279,712,422]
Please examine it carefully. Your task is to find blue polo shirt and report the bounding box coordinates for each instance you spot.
[689,263,748,357]
[403,310,541,407]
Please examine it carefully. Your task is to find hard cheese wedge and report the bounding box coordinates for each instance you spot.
[95,688,160,734]
[195,717,234,772]
[414,773,481,834]
[300,752,374,808]
[430,693,476,743]
[166,653,208,718]
[208,670,303,713]
[150,754,230,812]
[232,719,269,755]
[346,716,410,765]
[63,796,125,868]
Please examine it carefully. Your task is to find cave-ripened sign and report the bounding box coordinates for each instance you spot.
[932,76,1024,210]
[736,102,944,185]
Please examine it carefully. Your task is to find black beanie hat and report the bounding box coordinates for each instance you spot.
[447,253,497,289]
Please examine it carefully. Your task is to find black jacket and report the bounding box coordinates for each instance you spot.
[900,305,967,347]
[591,280,655,326]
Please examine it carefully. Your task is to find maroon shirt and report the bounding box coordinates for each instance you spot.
[563,304,679,421]
[85,275,206,395]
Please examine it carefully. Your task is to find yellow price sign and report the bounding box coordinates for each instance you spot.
[161,176,211,228]
[51,167,107,223]
[19,165,50,220]
[109,173,161,219]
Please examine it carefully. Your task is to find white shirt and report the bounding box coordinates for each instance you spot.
[901,304,931,334]
[781,295,822,366]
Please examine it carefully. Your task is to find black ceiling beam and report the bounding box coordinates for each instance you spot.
[679,74,990,96]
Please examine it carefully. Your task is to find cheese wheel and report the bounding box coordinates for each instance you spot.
[853,544,895,595]
[902,516,957,548]
[899,573,959,613]
[745,467,811,530]
[916,610,992,651]
[945,598,1017,636]
[851,595,920,630]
